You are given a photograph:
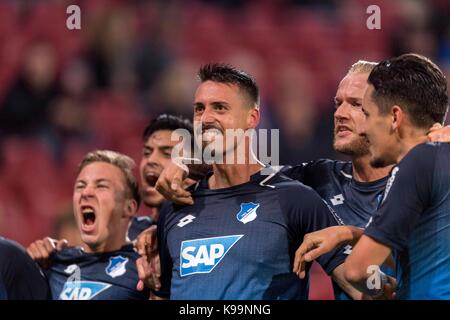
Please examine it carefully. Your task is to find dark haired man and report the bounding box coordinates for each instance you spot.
[128,114,194,241]
[154,61,450,299]
[342,53,450,299]
[153,63,360,300]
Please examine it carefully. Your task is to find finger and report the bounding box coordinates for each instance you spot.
[43,237,57,253]
[35,240,50,260]
[293,244,308,273]
[155,177,171,199]
[173,187,192,199]
[136,280,144,291]
[172,195,194,206]
[304,246,329,262]
[429,123,442,131]
[56,239,68,251]
[136,257,148,282]
[147,225,158,255]
[27,243,39,260]
[136,233,150,256]
[150,255,161,290]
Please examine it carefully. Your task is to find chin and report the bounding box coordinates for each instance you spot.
[80,234,98,247]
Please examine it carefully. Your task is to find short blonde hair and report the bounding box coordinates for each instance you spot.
[347,60,378,75]
[77,150,140,205]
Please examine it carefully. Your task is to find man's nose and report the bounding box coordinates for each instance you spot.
[80,184,94,198]
[334,103,351,121]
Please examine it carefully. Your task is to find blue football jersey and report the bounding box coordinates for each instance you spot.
[156,167,347,300]
[282,160,389,300]
[127,215,155,241]
[365,142,450,299]
[45,244,149,300]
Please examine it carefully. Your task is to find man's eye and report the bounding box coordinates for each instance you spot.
[97,184,109,189]
[75,185,84,190]
[195,106,204,112]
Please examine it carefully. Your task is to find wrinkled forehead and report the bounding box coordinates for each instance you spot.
[76,161,125,185]
[336,73,370,99]
[195,80,246,105]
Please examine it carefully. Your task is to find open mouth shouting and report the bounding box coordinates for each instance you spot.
[80,205,96,233]
[144,171,159,188]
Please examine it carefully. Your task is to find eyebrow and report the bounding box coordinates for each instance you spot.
[143,145,174,151]
[75,178,112,185]
[194,101,230,108]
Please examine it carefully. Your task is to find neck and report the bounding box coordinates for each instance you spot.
[209,162,264,189]
[395,128,429,164]
[85,225,129,254]
[351,153,391,182]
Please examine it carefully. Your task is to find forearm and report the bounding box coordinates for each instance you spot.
[335,225,364,247]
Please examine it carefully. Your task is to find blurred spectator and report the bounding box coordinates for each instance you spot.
[0,41,59,139]
[52,207,84,248]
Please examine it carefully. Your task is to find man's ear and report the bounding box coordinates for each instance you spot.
[391,105,405,132]
[247,107,260,129]
[123,198,138,219]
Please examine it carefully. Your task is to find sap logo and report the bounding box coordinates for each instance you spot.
[180,235,243,277]
[105,256,128,278]
[236,202,259,224]
[177,214,196,227]
[330,194,345,206]
[59,281,111,300]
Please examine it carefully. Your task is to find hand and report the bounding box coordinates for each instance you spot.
[134,225,157,257]
[134,226,161,291]
[362,276,397,300]
[293,226,350,279]
[428,123,450,142]
[136,255,161,292]
[155,161,193,205]
[27,237,68,268]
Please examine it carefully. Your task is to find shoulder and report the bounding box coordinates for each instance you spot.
[53,246,86,261]
[0,237,25,257]
[404,142,445,162]
[270,172,325,205]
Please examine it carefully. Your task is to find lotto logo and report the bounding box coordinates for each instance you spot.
[330,194,345,206]
[177,214,196,227]
[180,235,243,276]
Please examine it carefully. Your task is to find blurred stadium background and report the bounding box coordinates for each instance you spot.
[0,0,449,299]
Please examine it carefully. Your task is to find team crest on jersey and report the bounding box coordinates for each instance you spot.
[105,256,128,278]
[180,235,243,277]
[59,281,111,300]
[236,202,260,224]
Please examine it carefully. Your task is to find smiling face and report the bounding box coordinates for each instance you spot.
[73,162,134,252]
[193,80,259,161]
[139,129,180,207]
[333,72,371,157]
